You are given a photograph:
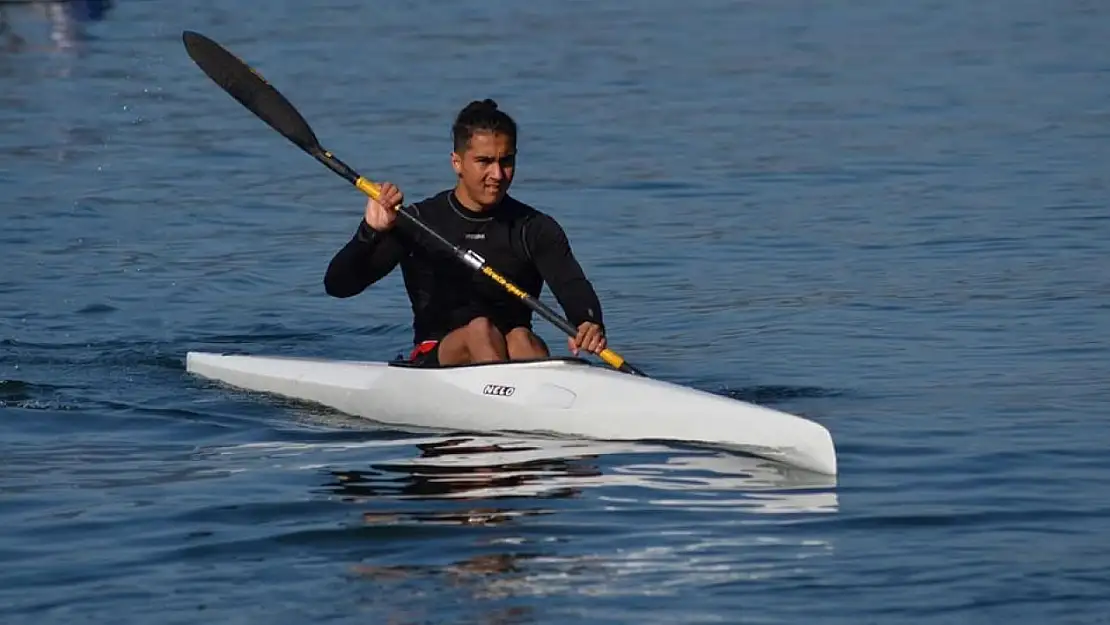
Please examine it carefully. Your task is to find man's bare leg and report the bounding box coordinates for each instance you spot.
[436,317,509,365]
[505,327,549,360]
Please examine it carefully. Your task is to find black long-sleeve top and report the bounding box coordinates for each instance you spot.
[324,189,603,344]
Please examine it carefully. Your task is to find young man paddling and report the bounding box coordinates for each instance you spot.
[323,99,607,367]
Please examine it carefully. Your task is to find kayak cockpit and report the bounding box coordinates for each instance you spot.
[386,356,596,370]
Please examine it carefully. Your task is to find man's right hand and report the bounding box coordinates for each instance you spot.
[364,182,404,232]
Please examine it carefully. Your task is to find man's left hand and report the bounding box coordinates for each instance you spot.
[568,322,606,356]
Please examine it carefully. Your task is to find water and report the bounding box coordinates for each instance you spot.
[3,0,1109,622]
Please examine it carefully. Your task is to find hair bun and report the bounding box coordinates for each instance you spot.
[464,98,498,114]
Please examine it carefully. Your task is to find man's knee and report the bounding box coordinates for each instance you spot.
[506,326,540,344]
[466,317,500,340]
[506,327,549,357]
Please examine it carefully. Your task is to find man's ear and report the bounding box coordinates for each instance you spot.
[451,151,462,176]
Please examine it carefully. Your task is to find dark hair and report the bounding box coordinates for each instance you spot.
[452,98,517,153]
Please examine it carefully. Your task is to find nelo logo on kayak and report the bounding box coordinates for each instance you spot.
[483,384,515,397]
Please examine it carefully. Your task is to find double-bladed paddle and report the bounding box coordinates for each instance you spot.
[180,30,646,377]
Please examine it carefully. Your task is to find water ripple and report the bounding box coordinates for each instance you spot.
[3,0,1110,622]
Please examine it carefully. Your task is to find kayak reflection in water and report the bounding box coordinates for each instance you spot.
[323,99,609,368]
[327,437,598,506]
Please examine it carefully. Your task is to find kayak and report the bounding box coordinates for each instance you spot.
[184,352,837,475]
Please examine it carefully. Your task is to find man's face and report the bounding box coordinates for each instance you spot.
[452,130,516,209]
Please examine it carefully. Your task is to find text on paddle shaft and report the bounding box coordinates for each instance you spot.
[483,384,516,397]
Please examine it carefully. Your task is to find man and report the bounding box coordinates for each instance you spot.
[323,98,607,367]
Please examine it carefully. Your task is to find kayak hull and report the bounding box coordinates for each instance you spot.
[184,351,837,475]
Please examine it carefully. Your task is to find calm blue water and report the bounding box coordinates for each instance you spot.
[3,0,1110,622]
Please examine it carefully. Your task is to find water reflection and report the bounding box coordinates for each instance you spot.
[203,431,840,512]
[197,429,839,607]
[315,435,838,518]
[349,554,567,625]
[326,437,601,504]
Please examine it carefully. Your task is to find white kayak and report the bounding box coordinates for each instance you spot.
[185,351,838,475]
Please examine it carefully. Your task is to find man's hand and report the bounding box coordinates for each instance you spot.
[364,182,403,232]
[568,321,606,356]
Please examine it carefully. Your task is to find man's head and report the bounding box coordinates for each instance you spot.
[450,99,517,210]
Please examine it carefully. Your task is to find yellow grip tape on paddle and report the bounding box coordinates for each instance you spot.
[598,348,625,369]
[355,177,381,200]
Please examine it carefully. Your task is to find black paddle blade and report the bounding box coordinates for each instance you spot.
[182,30,320,153]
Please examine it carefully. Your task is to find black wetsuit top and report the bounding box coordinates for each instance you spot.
[323,189,603,344]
